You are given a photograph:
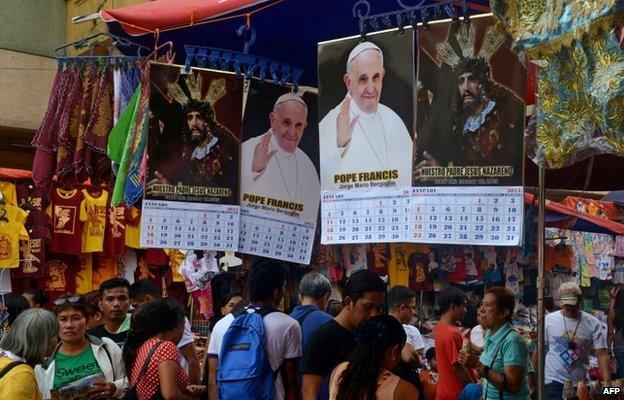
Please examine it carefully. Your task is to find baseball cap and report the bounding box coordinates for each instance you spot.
[559,282,582,305]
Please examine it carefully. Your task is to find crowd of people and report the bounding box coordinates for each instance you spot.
[0,258,619,399]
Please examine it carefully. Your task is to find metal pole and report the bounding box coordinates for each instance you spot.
[537,164,546,400]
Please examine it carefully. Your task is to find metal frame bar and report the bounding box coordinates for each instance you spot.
[353,0,469,37]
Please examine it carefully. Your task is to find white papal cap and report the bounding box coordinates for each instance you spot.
[346,41,384,71]
[274,93,307,109]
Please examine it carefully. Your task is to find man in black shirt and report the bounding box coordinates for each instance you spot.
[301,269,386,400]
[87,278,130,348]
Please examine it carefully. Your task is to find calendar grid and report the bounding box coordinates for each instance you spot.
[322,187,523,246]
[140,200,240,251]
[238,207,316,264]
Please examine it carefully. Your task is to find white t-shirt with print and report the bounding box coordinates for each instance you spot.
[404,324,425,350]
[545,311,607,384]
[207,309,303,400]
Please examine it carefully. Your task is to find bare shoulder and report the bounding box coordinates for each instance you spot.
[394,378,419,400]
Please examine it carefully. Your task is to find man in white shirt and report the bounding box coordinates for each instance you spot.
[537,282,611,400]
[319,41,413,190]
[387,285,425,365]
[241,93,320,222]
[207,259,302,400]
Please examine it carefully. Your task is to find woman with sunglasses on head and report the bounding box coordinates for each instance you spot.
[123,297,205,400]
[35,295,125,399]
[461,287,530,400]
[0,308,59,400]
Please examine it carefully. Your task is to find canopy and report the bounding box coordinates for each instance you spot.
[102,0,490,86]
[525,193,624,235]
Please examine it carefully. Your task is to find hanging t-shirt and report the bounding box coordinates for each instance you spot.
[388,243,413,287]
[120,250,138,284]
[75,254,93,294]
[164,249,186,283]
[92,253,117,288]
[366,244,390,276]
[145,249,169,266]
[0,209,29,269]
[50,188,86,255]
[341,244,367,277]
[81,189,108,253]
[125,206,142,249]
[16,181,48,210]
[45,255,77,300]
[53,346,103,389]
[445,246,468,282]
[16,215,51,278]
[103,203,126,256]
[407,244,435,291]
[0,182,17,206]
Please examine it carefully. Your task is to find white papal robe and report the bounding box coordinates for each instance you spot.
[241,133,320,222]
[319,100,413,190]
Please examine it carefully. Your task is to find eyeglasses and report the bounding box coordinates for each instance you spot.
[53,296,82,306]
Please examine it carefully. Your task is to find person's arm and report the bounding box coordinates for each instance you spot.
[394,379,420,400]
[158,360,187,400]
[401,343,422,367]
[282,360,299,400]
[478,365,525,393]
[596,348,612,383]
[302,374,324,400]
[593,316,611,383]
[607,309,615,351]
[452,362,475,386]
[180,342,201,384]
[208,357,218,400]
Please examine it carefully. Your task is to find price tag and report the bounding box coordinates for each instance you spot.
[238,207,316,264]
[321,187,412,244]
[411,187,523,246]
[140,200,240,250]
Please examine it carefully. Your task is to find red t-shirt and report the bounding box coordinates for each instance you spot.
[131,338,189,400]
[434,322,465,400]
[104,201,126,256]
[50,188,85,255]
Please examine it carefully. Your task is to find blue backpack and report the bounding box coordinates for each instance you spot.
[217,307,279,400]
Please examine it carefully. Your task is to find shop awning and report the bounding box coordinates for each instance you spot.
[525,193,624,235]
[101,0,491,86]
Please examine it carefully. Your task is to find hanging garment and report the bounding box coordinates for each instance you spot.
[49,187,86,255]
[492,1,624,167]
[110,85,143,206]
[81,189,109,253]
[124,67,151,206]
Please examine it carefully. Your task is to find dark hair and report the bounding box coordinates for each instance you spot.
[387,285,416,311]
[129,279,161,301]
[335,315,406,400]
[99,278,130,296]
[3,294,30,325]
[122,298,186,378]
[222,291,242,305]
[247,258,287,302]
[342,270,386,304]
[425,347,436,361]
[53,295,90,319]
[23,288,49,307]
[327,299,344,317]
[438,287,466,314]
[485,287,516,322]
[84,291,102,318]
[615,289,624,332]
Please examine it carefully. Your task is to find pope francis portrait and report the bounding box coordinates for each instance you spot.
[319,41,413,190]
[241,93,320,222]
